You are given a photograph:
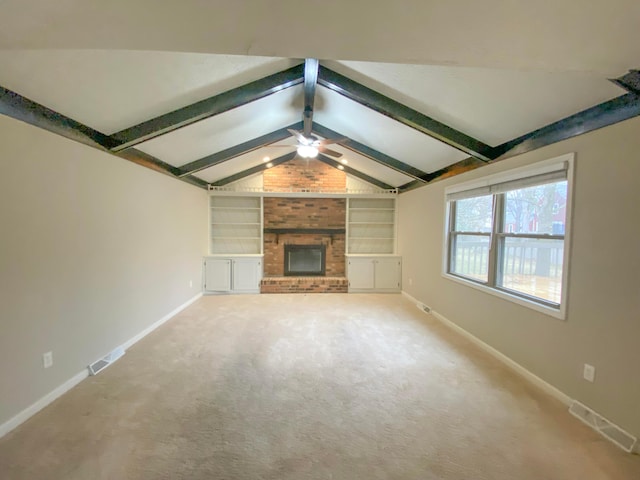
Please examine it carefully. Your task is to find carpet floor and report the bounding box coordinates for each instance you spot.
[1,293,639,479]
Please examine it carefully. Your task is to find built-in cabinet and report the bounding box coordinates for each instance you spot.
[347,256,402,292]
[347,198,396,254]
[203,256,262,293]
[205,193,399,294]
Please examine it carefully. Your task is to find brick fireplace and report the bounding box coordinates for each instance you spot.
[260,197,348,293]
[259,158,349,293]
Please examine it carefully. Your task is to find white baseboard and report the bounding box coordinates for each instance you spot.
[0,292,203,439]
[0,369,88,439]
[121,292,202,350]
[401,291,573,406]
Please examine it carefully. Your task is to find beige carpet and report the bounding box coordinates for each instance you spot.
[1,294,638,479]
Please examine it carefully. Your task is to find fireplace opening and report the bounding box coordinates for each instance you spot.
[284,244,326,276]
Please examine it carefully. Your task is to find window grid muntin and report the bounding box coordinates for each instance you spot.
[447,181,566,309]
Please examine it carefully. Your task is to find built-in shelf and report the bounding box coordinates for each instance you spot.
[348,222,394,225]
[210,196,262,254]
[212,236,262,239]
[208,195,396,255]
[349,207,395,211]
[348,198,396,254]
[211,207,261,210]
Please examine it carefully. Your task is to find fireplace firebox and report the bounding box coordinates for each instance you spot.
[284,244,326,276]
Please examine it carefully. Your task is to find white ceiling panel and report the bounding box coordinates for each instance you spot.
[0,50,298,134]
[194,150,272,183]
[322,145,414,187]
[136,85,304,167]
[195,137,415,187]
[324,61,626,145]
[314,86,468,173]
[193,137,300,183]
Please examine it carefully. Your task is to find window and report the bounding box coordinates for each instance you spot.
[444,154,573,318]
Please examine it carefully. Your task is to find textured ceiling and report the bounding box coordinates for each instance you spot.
[325,61,626,145]
[135,85,304,167]
[0,50,297,134]
[0,2,637,191]
[1,1,639,74]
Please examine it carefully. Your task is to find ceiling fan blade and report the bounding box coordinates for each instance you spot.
[317,137,348,146]
[287,129,308,144]
[318,147,343,158]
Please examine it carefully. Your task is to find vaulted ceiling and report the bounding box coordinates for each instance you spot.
[1,2,639,192]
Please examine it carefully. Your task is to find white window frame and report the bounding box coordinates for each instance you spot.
[443,153,575,320]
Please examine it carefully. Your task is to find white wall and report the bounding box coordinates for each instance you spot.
[398,116,640,439]
[0,116,208,427]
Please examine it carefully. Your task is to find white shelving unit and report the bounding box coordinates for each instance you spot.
[347,198,396,254]
[210,196,262,254]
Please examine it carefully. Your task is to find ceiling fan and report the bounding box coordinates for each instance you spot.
[271,58,345,159]
[285,129,343,158]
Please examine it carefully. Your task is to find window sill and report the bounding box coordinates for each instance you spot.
[442,272,566,320]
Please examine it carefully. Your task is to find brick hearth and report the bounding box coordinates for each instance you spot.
[260,276,348,294]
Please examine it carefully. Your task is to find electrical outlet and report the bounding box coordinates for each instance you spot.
[409,278,413,286]
[189,280,193,288]
[583,364,596,382]
[43,351,53,369]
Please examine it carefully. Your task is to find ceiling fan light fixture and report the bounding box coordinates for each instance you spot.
[297,145,319,158]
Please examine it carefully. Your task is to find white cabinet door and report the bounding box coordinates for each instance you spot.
[204,258,232,292]
[348,258,375,289]
[232,258,262,292]
[374,258,401,290]
[348,256,401,292]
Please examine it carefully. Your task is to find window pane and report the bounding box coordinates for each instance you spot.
[454,195,493,232]
[451,234,490,282]
[498,237,564,304]
[503,181,567,234]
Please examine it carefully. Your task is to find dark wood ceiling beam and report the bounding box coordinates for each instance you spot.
[303,59,319,137]
[610,69,640,95]
[178,122,303,177]
[0,85,207,189]
[397,179,423,193]
[316,154,395,191]
[211,151,297,186]
[491,92,640,159]
[317,66,495,161]
[117,148,209,188]
[110,63,305,152]
[398,156,486,193]
[400,80,640,193]
[312,123,427,182]
[0,86,117,150]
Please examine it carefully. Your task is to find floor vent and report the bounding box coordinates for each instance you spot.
[417,302,431,314]
[569,400,637,453]
[88,346,125,376]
